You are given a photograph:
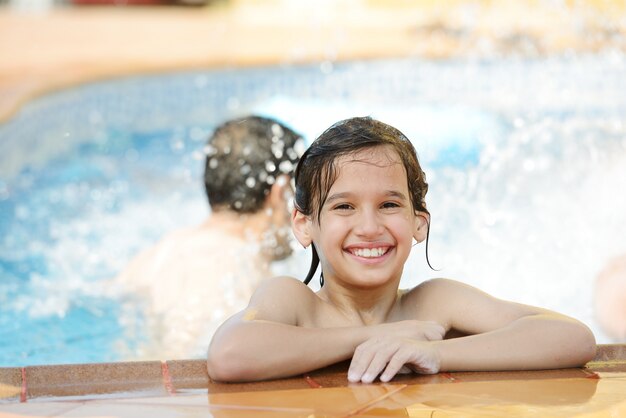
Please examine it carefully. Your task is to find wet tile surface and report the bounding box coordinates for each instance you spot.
[208,384,408,417]
[0,344,625,417]
[0,400,85,417]
[358,377,626,418]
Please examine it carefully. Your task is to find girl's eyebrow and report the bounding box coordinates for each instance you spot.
[325,192,352,204]
[386,190,408,200]
[325,190,408,204]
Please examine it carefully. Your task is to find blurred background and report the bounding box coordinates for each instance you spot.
[1,0,626,366]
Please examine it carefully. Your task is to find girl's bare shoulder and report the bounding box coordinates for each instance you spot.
[400,278,471,319]
[404,278,467,300]
[254,276,317,297]
[247,276,319,323]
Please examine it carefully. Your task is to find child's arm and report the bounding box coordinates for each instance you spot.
[348,279,596,383]
[206,276,445,382]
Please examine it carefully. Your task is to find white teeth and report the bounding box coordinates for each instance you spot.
[352,248,386,258]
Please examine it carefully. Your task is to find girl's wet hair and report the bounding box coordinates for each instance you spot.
[294,116,432,286]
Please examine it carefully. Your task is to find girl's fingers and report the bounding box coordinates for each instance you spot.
[348,341,377,382]
[362,348,397,383]
[380,351,408,382]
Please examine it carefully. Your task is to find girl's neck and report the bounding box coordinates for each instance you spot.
[318,279,402,325]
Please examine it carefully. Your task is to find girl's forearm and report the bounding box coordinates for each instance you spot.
[435,314,596,372]
[207,320,368,382]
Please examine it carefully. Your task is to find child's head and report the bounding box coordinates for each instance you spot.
[204,115,304,214]
[293,116,430,285]
[294,116,428,221]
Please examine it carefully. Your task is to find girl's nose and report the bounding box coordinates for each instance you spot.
[355,208,383,237]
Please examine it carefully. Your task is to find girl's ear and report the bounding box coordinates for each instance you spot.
[291,208,313,248]
[413,211,430,243]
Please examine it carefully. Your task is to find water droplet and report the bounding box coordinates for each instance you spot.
[279,160,294,173]
[170,139,185,151]
[265,161,276,172]
[294,138,306,156]
[271,123,284,137]
[246,177,256,188]
[271,142,284,158]
[203,145,217,156]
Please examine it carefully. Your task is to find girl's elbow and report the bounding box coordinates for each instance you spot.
[207,343,259,382]
[565,325,597,367]
[207,349,241,382]
[578,328,597,365]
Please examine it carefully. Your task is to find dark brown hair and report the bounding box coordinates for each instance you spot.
[294,116,432,285]
[204,115,304,213]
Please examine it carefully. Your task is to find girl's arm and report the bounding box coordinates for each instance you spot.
[430,279,596,371]
[207,276,445,382]
[207,276,360,382]
[348,279,596,383]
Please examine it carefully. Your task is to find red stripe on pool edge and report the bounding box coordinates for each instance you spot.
[582,369,601,379]
[20,367,27,403]
[303,375,322,388]
[441,372,460,382]
[161,361,175,395]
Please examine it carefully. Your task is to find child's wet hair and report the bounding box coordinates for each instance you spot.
[294,116,432,285]
[204,115,304,213]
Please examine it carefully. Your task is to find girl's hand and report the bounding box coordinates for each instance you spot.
[347,337,441,383]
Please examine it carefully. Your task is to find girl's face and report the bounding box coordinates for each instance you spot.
[294,146,429,289]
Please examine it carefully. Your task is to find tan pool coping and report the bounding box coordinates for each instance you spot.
[1,0,625,124]
[0,344,624,418]
[0,344,624,403]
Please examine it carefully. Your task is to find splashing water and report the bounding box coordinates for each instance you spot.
[1,54,625,365]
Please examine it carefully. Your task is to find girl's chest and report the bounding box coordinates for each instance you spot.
[299,298,415,328]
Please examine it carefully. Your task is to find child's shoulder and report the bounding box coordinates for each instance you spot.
[259,275,312,289]
[413,277,465,291]
[404,278,470,303]
[247,276,317,325]
[252,276,317,303]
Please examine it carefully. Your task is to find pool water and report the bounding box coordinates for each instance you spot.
[1,55,626,366]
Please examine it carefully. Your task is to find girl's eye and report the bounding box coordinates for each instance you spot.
[381,202,400,209]
[334,203,353,210]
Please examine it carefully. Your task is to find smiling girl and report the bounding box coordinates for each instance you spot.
[207,116,596,383]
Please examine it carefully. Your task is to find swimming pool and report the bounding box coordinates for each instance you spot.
[1,54,625,366]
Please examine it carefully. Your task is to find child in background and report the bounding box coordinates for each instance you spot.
[207,116,596,383]
[115,115,305,360]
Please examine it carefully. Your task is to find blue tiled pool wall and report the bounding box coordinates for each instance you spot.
[3,54,626,172]
[1,54,626,365]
